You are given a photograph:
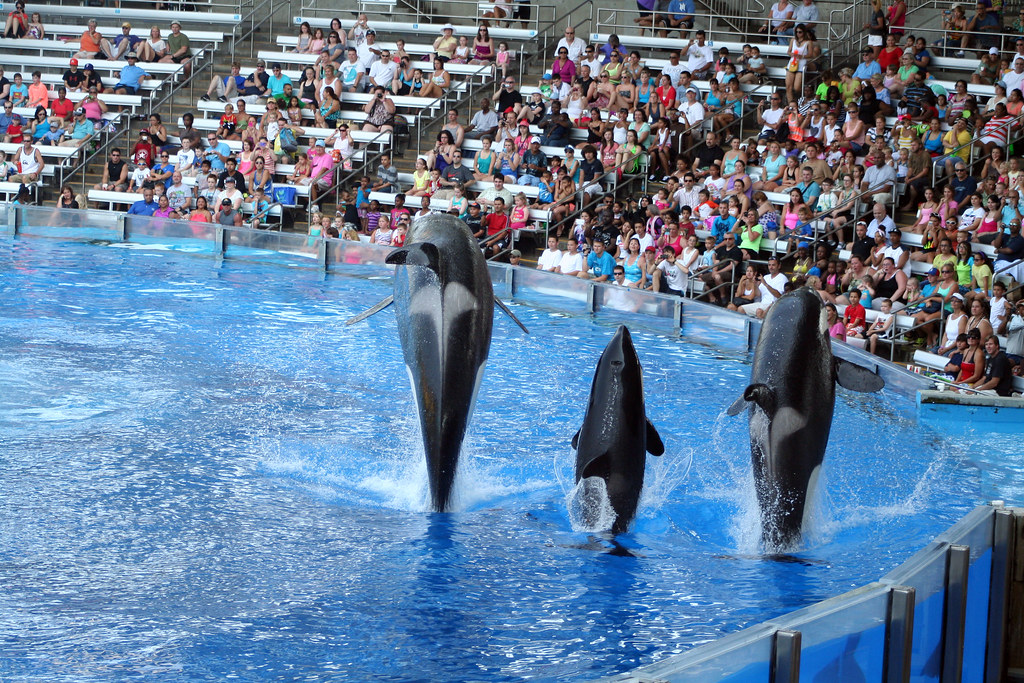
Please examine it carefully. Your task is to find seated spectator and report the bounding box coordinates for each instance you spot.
[137,26,168,63]
[115,53,149,96]
[111,22,141,60]
[215,197,244,226]
[127,187,159,216]
[74,20,116,61]
[203,62,245,103]
[58,108,93,149]
[972,336,1014,395]
[964,2,1001,54]
[741,256,789,318]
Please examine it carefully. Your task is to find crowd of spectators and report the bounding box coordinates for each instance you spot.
[2,2,1023,392]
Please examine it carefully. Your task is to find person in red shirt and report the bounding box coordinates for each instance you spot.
[4,1,28,38]
[844,287,868,337]
[50,86,75,123]
[481,196,511,257]
[132,130,155,167]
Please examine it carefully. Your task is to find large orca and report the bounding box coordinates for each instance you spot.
[727,287,884,550]
[348,214,527,512]
[572,326,664,534]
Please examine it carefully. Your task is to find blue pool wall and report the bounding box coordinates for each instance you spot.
[2,204,1018,682]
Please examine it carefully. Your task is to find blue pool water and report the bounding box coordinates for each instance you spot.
[0,238,1021,681]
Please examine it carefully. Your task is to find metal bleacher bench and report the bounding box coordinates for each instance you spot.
[177,116,392,151]
[0,52,197,81]
[912,348,1024,394]
[195,96,431,125]
[41,22,225,46]
[16,3,243,27]
[292,17,536,42]
[256,50,493,82]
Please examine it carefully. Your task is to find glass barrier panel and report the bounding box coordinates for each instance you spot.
[512,267,593,316]
[769,584,889,682]
[325,238,393,270]
[945,511,995,683]
[18,205,122,241]
[592,283,679,334]
[488,262,511,299]
[124,215,221,255]
[881,543,949,683]
[0,202,9,229]
[223,228,321,267]
[630,625,776,682]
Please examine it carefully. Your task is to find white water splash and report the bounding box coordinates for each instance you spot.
[566,477,617,532]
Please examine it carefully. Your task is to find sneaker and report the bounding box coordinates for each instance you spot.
[648,173,658,181]
[661,175,671,182]
[955,50,965,58]
[218,96,227,103]
[200,94,210,101]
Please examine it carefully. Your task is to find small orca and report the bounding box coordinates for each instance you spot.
[572,326,664,534]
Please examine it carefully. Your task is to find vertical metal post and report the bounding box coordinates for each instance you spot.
[317,238,329,270]
[771,629,801,683]
[117,214,128,241]
[4,204,16,236]
[506,264,515,297]
[586,282,595,313]
[985,509,1014,683]
[885,586,915,683]
[215,226,227,254]
[674,298,683,334]
[943,544,970,683]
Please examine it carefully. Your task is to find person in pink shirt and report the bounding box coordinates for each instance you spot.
[302,140,336,205]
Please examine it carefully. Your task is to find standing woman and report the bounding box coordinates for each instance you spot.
[887,0,906,36]
[863,0,887,58]
[785,24,813,104]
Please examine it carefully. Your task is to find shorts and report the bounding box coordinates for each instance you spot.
[171,55,189,64]
[867,34,883,47]
[491,235,510,250]
[117,85,139,95]
[662,285,683,296]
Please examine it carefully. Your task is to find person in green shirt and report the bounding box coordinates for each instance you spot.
[162,21,192,75]
[735,208,764,259]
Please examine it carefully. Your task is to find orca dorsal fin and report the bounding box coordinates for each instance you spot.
[345,294,394,326]
[835,358,886,393]
[646,418,665,456]
[386,242,442,276]
[571,428,581,450]
[494,297,529,334]
[727,383,776,416]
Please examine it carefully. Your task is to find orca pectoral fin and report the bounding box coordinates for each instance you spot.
[726,396,747,416]
[727,383,775,416]
[571,428,581,450]
[494,297,529,334]
[386,242,442,275]
[835,358,886,393]
[345,294,394,326]
[646,418,665,456]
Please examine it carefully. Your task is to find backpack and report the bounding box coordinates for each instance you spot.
[278,127,298,153]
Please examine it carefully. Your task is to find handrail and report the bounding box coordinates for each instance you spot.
[929,109,1024,186]
[250,201,284,230]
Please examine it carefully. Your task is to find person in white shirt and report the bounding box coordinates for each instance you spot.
[685,30,714,79]
[356,30,380,71]
[175,137,197,177]
[1003,59,1024,98]
[554,25,587,63]
[757,93,786,139]
[678,88,706,145]
[537,236,563,271]
[465,98,499,139]
[368,50,397,90]
[634,223,655,252]
[580,45,603,82]
[660,51,686,89]
[865,202,896,239]
[741,257,789,317]
[556,237,584,276]
[216,176,243,210]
